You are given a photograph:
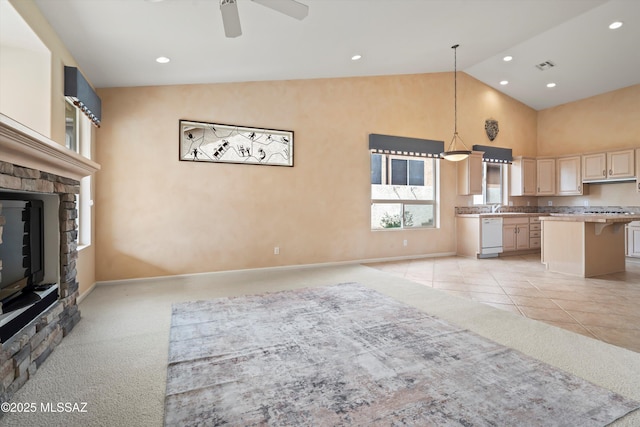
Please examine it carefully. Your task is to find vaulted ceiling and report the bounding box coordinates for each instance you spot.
[5,0,640,110]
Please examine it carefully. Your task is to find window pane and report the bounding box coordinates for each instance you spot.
[408,159,424,186]
[485,163,503,204]
[65,101,77,152]
[371,203,402,229]
[404,204,434,228]
[390,159,407,185]
[370,154,382,184]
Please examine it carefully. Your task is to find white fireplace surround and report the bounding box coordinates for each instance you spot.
[0,113,99,181]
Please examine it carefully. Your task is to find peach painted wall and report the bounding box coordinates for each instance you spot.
[95,73,537,281]
[537,84,640,156]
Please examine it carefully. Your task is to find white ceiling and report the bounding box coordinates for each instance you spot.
[11,0,640,110]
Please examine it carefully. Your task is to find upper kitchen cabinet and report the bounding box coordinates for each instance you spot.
[583,149,635,182]
[582,152,606,181]
[637,149,640,193]
[536,158,556,196]
[556,156,584,196]
[457,151,483,195]
[510,157,536,196]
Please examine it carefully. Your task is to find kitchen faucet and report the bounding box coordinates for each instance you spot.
[491,204,501,213]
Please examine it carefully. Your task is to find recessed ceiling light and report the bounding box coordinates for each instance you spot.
[500,80,509,85]
[351,54,362,61]
[503,56,513,62]
[609,21,623,30]
[546,82,556,88]
[156,56,170,64]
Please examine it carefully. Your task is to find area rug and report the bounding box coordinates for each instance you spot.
[164,283,639,426]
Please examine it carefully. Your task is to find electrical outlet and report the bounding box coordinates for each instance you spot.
[508,201,513,207]
[403,239,408,247]
[274,247,279,255]
[527,201,530,206]
[548,201,553,206]
[584,200,589,207]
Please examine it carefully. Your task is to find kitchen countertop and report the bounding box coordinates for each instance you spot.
[541,213,640,223]
[456,212,549,218]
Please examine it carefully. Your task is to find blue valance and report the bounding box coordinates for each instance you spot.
[369,134,444,158]
[472,145,512,163]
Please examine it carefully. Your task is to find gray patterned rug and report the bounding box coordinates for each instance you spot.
[164,283,639,426]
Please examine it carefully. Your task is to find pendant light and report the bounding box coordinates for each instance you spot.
[441,44,471,161]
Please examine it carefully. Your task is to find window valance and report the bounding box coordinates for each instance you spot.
[472,145,512,164]
[369,134,444,158]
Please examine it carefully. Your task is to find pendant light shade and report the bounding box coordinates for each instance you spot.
[441,44,471,161]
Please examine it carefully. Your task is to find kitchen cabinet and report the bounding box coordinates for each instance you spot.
[503,217,529,251]
[556,156,584,196]
[608,149,635,179]
[582,152,606,181]
[536,158,556,195]
[510,157,536,196]
[583,149,635,182]
[636,148,640,193]
[627,221,640,258]
[457,151,483,195]
[529,217,542,250]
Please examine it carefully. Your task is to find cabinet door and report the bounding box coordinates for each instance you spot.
[502,224,517,251]
[457,152,483,195]
[636,149,640,193]
[608,149,635,179]
[516,225,530,250]
[582,153,606,181]
[510,158,536,196]
[536,158,555,195]
[557,156,582,195]
[627,225,640,258]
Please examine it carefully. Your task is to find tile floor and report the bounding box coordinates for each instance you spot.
[366,254,640,353]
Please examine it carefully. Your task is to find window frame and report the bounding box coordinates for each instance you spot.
[473,162,507,205]
[371,153,438,230]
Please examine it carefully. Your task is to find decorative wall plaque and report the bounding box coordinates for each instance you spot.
[484,119,499,142]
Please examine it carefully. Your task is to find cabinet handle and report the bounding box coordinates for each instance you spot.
[603,169,606,176]
[609,169,613,175]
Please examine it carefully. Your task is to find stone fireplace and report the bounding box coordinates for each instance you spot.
[0,114,99,403]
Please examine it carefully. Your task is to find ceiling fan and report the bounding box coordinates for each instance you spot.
[220,0,309,38]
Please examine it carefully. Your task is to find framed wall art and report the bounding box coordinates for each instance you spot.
[179,120,293,167]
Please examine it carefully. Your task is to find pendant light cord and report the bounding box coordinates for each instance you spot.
[452,44,458,136]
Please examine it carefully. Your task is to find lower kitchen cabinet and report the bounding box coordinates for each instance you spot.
[626,221,640,258]
[503,218,530,251]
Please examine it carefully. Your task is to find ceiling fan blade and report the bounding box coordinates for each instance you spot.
[220,0,242,38]
[250,0,309,20]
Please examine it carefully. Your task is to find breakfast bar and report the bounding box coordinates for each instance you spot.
[540,213,640,277]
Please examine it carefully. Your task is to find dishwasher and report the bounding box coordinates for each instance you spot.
[480,217,503,258]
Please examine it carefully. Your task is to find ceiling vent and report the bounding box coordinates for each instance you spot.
[535,61,555,71]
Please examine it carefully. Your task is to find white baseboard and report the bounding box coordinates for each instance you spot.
[77,282,97,305]
[95,252,457,287]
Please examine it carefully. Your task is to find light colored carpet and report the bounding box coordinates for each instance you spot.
[165,283,639,426]
[2,263,640,426]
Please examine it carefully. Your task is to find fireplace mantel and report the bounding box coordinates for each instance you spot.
[0,113,100,180]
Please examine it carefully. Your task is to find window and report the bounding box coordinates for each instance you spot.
[473,163,505,205]
[65,100,78,152]
[371,154,437,229]
[66,107,94,248]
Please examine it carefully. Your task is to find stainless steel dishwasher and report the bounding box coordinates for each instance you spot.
[480,217,503,258]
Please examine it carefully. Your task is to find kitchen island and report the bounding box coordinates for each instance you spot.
[540,213,640,277]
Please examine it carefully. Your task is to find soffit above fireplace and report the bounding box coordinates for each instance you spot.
[0,113,100,181]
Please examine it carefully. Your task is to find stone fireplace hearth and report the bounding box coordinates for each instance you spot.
[0,114,99,404]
